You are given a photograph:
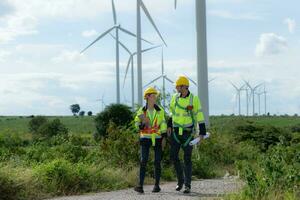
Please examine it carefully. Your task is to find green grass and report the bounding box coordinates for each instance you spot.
[210,116,300,129]
[1,115,298,136]
[0,116,96,136]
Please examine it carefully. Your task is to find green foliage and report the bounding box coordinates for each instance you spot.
[87,111,93,116]
[94,104,133,139]
[234,121,292,152]
[236,143,300,199]
[99,122,139,167]
[28,116,48,134]
[290,123,300,133]
[37,119,68,139]
[34,159,92,195]
[0,170,21,200]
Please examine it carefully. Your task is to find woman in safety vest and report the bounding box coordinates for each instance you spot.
[134,87,167,193]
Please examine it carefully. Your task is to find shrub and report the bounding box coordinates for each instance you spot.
[234,123,292,152]
[290,124,300,133]
[0,170,20,200]
[34,159,92,195]
[37,119,68,139]
[236,143,300,199]
[79,111,85,116]
[28,116,48,134]
[0,132,23,148]
[99,122,139,167]
[87,111,93,116]
[94,104,133,139]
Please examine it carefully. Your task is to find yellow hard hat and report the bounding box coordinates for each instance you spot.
[175,76,189,87]
[144,87,158,99]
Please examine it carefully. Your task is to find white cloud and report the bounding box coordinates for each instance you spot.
[0,14,38,43]
[284,18,296,33]
[0,50,11,62]
[82,29,98,38]
[255,33,287,57]
[208,10,262,20]
[51,50,86,63]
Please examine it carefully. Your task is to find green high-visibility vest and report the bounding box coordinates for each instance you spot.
[170,92,205,135]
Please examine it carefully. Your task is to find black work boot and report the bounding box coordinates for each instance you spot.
[152,185,161,193]
[134,186,144,193]
[183,186,191,194]
[175,183,183,191]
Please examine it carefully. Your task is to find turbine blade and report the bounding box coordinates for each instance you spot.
[80,26,115,54]
[131,45,161,57]
[112,0,117,25]
[123,56,133,87]
[175,0,177,9]
[109,33,131,55]
[118,26,153,45]
[140,1,167,46]
[209,77,216,83]
[141,45,161,53]
[187,76,197,86]
[164,76,174,84]
[144,75,163,88]
[229,81,239,90]
[161,48,164,75]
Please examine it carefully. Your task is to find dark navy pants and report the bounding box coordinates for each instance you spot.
[170,128,193,188]
[139,138,162,187]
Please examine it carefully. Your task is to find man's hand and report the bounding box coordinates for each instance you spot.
[167,127,172,137]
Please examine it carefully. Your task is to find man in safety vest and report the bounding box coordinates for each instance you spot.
[134,87,167,193]
[167,75,207,194]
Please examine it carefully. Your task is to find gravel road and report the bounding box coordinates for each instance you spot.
[50,178,243,200]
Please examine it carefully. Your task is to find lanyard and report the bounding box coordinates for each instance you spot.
[147,109,157,127]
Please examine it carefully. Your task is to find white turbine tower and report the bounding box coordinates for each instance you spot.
[109,33,160,110]
[81,0,151,104]
[263,83,267,115]
[136,0,167,106]
[256,91,264,116]
[144,47,174,108]
[230,82,245,116]
[244,81,263,116]
[174,0,209,126]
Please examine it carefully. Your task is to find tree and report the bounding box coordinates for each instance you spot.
[38,119,68,138]
[87,111,93,116]
[79,111,85,116]
[94,104,133,140]
[70,104,80,116]
[28,116,48,134]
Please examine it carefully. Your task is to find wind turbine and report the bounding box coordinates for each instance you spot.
[143,47,174,108]
[174,0,209,126]
[242,87,250,116]
[244,81,263,116]
[263,83,267,115]
[229,82,245,116]
[136,0,167,106]
[81,0,152,104]
[96,93,106,112]
[109,33,160,110]
[256,91,264,116]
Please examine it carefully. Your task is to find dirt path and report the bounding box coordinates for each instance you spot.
[50,178,243,200]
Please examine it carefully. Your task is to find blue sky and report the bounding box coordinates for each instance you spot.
[0,0,299,116]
